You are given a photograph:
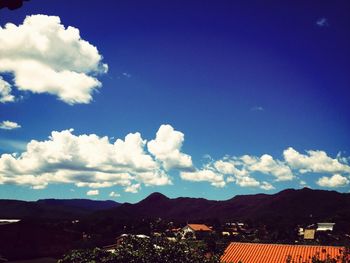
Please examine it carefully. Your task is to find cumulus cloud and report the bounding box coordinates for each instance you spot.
[260,181,275,190]
[179,158,276,190]
[215,161,273,189]
[0,127,172,190]
[0,123,348,192]
[0,120,21,130]
[283,147,350,175]
[0,77,15,103]
[148,124,193,170]
[87,189,99,196]
[241,154,294,181]
[317,174,349,188]
[235,176,260,187]
[125,183,141,193]
[0,14,107,104]
[180,169,225,188]
[109,191,120,198]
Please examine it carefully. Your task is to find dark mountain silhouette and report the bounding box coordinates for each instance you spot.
[1,188,350,224]
[0,199,121,219]
[93,188,350,225]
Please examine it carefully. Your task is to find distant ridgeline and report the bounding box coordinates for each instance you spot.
[1,188,350,226]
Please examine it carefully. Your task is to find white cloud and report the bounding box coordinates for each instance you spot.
[0,120,21,130]
[260,181,275,190]
[87,189,99,196]
[0,14,107,104]
[0,77,15,103]
[214,160,236,174]
[190,159,274,189]
[235,176,260,187]
[242,154,294,181]
[283,147,350,175]
[148,124,193,170]
[180,169,225,187]
[226,176,235,183]
[125,183,141,193]
[0,127,171,190]
[109,191,120,198]
[316,17,329,27]
[316,174,349,188]
[1,123,349,192]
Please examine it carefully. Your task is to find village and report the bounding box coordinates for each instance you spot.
[95,220,350,262]
[0,218,349,262]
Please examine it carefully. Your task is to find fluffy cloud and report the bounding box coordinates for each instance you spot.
[260,181,275,190]
[87,189,99,196]
[0,120,21,130]
[0,14,107,104]
[180,169,225,187]
[0,124,349,192]
[241,154,294,181]
[235,176,260,187]
[283,147,350,175]
[0,77,15,103]
[148,124,193,170]
[179,158,275,190]
[0,127,172,190]
[109,191,120,198]
[125,183,141,193]
[213,159,276,189]
[316,174,349,188]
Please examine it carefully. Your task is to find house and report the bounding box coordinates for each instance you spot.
[317,222,335,232]
[0,219,20,226]
[180,224,212,239]
[222,231,231,236]
[304,229,316,240]
[221,242,345,263]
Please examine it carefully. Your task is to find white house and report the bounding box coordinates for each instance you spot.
[317,223,335,232]
[180,224,212,239]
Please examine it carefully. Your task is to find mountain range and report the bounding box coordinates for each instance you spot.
[1,188,350,225]
[0,198,121,219]
[94,188,350,226]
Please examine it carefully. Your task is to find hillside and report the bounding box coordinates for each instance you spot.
[1,188,350,225]
[0,199,121,219]
[93,188,350,226]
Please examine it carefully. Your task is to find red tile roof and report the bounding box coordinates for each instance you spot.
[221,242,345,263]
[187,224,212,232]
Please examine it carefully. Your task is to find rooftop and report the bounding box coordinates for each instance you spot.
[187,224,212,232]
[221,242,345,263]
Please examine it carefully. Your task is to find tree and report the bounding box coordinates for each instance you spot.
[58,236,221,263]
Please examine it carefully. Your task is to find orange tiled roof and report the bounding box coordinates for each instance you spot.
[187,224,212,232]
[221,242,345,263]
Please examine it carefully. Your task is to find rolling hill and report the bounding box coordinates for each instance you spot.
[93,188,350,226]
[0,199,121,219]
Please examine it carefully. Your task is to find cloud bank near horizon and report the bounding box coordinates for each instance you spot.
[0,124,349,193]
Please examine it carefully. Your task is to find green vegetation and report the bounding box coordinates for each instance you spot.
[58,236,222,263]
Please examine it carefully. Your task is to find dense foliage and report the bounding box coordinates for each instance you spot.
[58,236,221,263]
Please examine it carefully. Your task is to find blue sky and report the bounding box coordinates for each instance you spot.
[0,0,349,203]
